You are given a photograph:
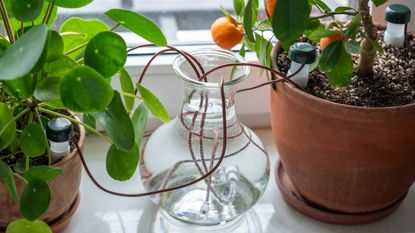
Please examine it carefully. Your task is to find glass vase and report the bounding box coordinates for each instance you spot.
[140,48,270,226]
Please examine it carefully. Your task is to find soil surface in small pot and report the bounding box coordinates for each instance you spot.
[277,28,415,107]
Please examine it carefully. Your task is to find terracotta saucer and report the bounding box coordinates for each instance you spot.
[275,160,406,225]
[0,193,80,233]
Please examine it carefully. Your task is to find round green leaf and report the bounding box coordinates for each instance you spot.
[60,17,109,59]
[19,180,51,221]
[84,31,127,78]
[10,0,43,22]
[132,103,148,146]
[46,0,92,8]
[0,39,10,56]
[4,74,34,99]
[25,166,63,182]
[21,123,47,158]
[106,144,139,181]
[10,1,57,30]
[44,55,78,77]
[61,66,113,113]
[34,76,64,108]
[46,30,64,62]
[6,219,52,233]
[0,24,48,80]
[137,84,169,123]
[0,103,16,151]
[105,9,167,46]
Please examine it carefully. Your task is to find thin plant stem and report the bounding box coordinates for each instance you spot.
[310,11,357,20]
[38,108,113,144]
[65,43,87,55]
[0,0,15,43]
[43,0,56,24]
[34,108,52,166]
[110,23,121,31]
[14,173,28,184]
[117,91,143,100]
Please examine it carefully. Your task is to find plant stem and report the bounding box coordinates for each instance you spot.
[0,0,15,43]
[357,0,377,78]
[43,0,56,24]
[38,108,113,144]
[110,23,121,31]
[25,154,29,172]
[310,11,357,20]
[35,108,51,166]
[64,42,87,55]
[14,173,28,184]
[0,107,31,137]
[117,91,143,100]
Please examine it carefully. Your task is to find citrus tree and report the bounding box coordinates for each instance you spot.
[0,0,168,232]
[214,0,390,86]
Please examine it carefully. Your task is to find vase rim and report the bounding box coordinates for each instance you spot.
[173,48,250,89]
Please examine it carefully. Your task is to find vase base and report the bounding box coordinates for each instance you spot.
[145,207,262,233]
[275,161,405,225]
[0,193,80,233]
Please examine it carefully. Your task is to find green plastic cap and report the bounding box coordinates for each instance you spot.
[288,42,316,65]
[385,4,411,24]
[46,118,73,142]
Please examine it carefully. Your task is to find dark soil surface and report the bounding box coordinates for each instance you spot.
[277,29,415,107]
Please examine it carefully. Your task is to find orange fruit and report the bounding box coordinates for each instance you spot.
[211,16,244,50]
[320,32,344,50]
[265,0,277,18]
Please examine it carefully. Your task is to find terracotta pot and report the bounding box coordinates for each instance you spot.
[0,113,85,231]
[270,45,415,215]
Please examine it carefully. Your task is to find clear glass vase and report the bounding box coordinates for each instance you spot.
[140,48,270,226]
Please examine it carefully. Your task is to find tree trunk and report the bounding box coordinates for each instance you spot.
[357,0,377,78]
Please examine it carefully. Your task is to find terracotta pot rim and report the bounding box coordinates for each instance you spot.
[271,44,415,112]
[52,112,85,168]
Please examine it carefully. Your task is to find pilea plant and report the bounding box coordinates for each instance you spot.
[220,0,391,86]
[0,0,169,232]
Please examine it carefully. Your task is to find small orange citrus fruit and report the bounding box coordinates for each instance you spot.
[265,0,277,18]
[211,16,244,50]
[320,32,344,50]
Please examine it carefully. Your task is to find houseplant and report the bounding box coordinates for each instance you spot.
[213,0,415,224]
[0,0,168,232]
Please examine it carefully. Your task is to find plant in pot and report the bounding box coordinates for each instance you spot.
[213,0,415,224]
[0,0,168,232]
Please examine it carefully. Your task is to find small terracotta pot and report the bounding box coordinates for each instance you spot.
[0,113,85,231]
[270,45,415,215]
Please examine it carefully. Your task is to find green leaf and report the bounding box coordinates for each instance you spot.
[46,30,64,62]
[34,76,64,109]
[119,68,135,112]
[320,40,343,71]
[84,31,127,78]
[137,84,169,123]
[19,180,51,221]
[106,144,139,181]
[345,14,362,38]
[309,0,331,12]
[6,219,52,233]
[233,0,245,16]
[45,0,92,8]
[10,0,43,22]
[272,0,311,49]
[344,40,361,54]
[0,39,10,56]
[0,103,16,151]
[220,5,233,18]
[82,114,96,135]
[3,74,34,99]
[44,55,78,77]
[0,24,48,80]
[239,44,246,57]
[255,33,272,67]
[335,6,355,13]
[21,123,47,158]
[92,92,135,151]
[60,18,109,59]
[372,0,388,7]
[307,28,340,43]
[105,9,167,46]
[321,41,353,86]
[10,1,57,29]
[25,166,63,182]
[61,66,113,113]
[0,160,18,202]
[132,103,148,146]
[243,0,255,42]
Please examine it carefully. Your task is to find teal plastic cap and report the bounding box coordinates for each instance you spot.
[288,42,316,64]
[385,4,411,24]
[46,118,73,142]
